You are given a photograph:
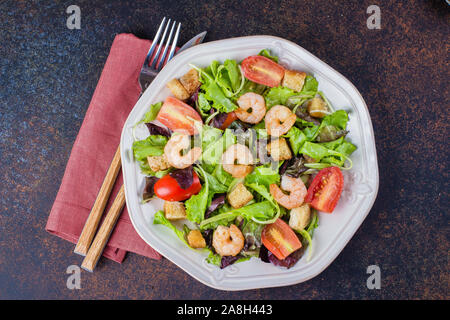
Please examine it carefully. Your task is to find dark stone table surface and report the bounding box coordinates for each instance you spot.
[0,0,448,299]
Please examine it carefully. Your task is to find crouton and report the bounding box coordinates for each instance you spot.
[179,68,201,95]
[227,183,253,209]
[282,70,307,92]
[307,97,328,118]
[166,78,190,101]
[163,201,186,220]
[267,137,292,161]
[289,204,311,232]
[187,230,206,248]
[147,155,170,172]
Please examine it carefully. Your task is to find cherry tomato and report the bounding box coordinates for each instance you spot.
[261,218,302,260]
[154,172,202,201]
[219,112,238,130]
[241,55,285,87]
[156,96,202,135]
[305,167,344,213]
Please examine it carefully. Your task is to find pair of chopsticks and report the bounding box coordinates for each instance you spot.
[74,146,125,272]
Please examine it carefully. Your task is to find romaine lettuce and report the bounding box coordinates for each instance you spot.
[132,135,168,161]
[244,164,280,188]
[258,49,279,63]
[185,166,210,224]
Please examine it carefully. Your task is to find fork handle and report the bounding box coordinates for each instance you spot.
[74,145,122,256]
[81,185,125,272]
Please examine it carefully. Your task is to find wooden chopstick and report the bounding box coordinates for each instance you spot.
[74,146,122,256]
[81,184,126,272]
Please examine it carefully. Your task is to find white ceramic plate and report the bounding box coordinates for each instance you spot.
[120,36,379,291]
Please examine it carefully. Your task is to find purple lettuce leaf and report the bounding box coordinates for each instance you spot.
[220,255,240,269]
[205,193,226,219]
[169,166,194,190]
[145,123,172,137]
[202,229,213,248]
[188,87,199,107]
[259,245,270,263]
[259,245,305,269]
[143,176,159,201]
[211,112,228,129]
[280,156,308,178]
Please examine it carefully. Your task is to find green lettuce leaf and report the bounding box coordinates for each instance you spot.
[139,163,171,178]
[201,60,220,80]
[258,49,279,63]
[300,141,336,161]
[319,136,345,150]
[213,164,234,188]
[201,128,236,165]
[197,93,212,117]
[335,140,357,156]
[198,61,238,113]
[185,166,210,224]
[300,141,353,168]
[316,125,348,142]
[132,135,168,162]
[201,166,228,194]
[216,59,242,96]
[205,249,222,266]
[244,164,280,189]
[137,102,163,124]
[300,75,318,95]
[319,136,356,157]
[198,124,223,151]
[264,86,297,108]
[320,110,348,131]
[245,183,282,224]
[238,79,267,97]
[200,201,276,230]
[283,126,307,155]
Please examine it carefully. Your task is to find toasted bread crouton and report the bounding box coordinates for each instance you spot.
[227,183,253,209]
[267,137,292,161]
[282,70,307,92]
[147,155,170,172]
[164,201,186,220]
[307,97,328,118]
[289,204,311,232]
[187,230,206,248]
[179,68,201,95]
[166,78,190,100]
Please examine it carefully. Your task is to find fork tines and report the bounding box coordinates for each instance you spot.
[144,17,181,72]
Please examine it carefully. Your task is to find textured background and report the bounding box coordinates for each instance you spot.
[0,0,448,299]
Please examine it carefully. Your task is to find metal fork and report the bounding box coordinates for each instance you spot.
[139,17,181,93]
[77,18,181,271]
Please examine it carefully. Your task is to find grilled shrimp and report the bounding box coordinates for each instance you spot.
[164,134,202,169]
[221,144,254,178]
[270,175,307,209]
[265,105,296,137]
[213,224,245,257]
[235,92,266,124]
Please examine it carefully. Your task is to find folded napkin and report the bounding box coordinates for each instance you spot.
[46,33,162,262]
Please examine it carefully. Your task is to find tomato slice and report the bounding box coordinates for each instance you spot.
[261,218,302,260]
[219,112,237,130]
[241,55,285,87]
[156,96,202,135]
[154,172,202,201]
[305,167,344,213]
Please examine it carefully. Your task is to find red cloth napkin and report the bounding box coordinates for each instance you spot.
[46,33,161,262]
